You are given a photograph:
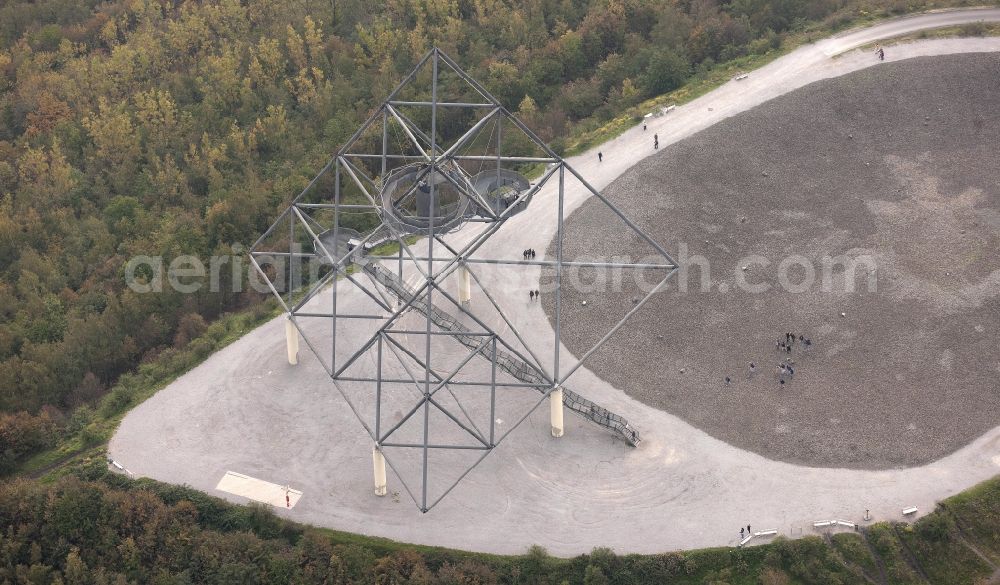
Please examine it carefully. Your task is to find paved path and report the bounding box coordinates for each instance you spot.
[111,10,1000,556]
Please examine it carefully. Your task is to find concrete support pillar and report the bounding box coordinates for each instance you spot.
[285,319,299,365]
[550,386,564,438]
[458,264,472,307]
[373,446,387,496]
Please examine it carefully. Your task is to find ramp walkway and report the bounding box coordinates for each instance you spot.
[354,250,641,446]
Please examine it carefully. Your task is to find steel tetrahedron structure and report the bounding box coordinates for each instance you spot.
[250,48,678,512]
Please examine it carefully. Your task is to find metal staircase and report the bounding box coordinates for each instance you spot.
[358,256,641,446]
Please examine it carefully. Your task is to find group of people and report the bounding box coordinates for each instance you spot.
[773,332,812,386]
[596,133,659,164]
[723,332,814,388]
[776,362,795,386]
[776,331,811,353]
[528,289,541,301]
[522,248,536,259]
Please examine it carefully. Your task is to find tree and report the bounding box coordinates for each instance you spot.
[560,77,603,121]
[583,564,609,585]
[173,312,206,348]
[82,98,141,196]
[63,549,89,585]
[641,47,690,96]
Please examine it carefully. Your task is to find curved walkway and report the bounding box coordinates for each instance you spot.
[111,10,1000,556]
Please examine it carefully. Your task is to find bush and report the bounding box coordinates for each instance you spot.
[100,383,133,417]
[916,513,950,542]
[641,48,691,96]
[173,312,207,348]
[583,564,609,585]
[78,422,104,446]
[0,410,61,472]
[960,22,988,37]
[560,78,604,121]
[29,24,62,51]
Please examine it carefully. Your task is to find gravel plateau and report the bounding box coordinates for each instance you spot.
[545,53,1000,469]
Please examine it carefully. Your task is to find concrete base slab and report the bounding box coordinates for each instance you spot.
[216,471,303,509]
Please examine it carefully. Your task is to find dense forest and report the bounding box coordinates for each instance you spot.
[0,460,998,584]
[0,0,977,469]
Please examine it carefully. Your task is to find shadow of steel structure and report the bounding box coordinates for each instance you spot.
[250,48,678,512]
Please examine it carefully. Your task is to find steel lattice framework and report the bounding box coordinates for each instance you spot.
[250,48,678,512]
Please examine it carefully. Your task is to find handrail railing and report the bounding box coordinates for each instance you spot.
[357,255,640,446]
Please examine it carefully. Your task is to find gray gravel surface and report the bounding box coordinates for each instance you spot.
[546,53,1000,469]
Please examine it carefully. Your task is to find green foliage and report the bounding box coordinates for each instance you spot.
[583,563,609,585]
[865,523,924,584]
[829,532,880,579]
[4,465,1000,585]
[943,479,1000,564]
[895,511,993,584]
[641,48,691,96]
[0,409,60,473]
[761,536,861,584]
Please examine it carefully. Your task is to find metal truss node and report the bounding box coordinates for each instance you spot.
[250,48,678,512]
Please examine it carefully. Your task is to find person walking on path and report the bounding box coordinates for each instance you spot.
[598,151,603,162]
[529,290,534,301]
[653,134,659,150]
